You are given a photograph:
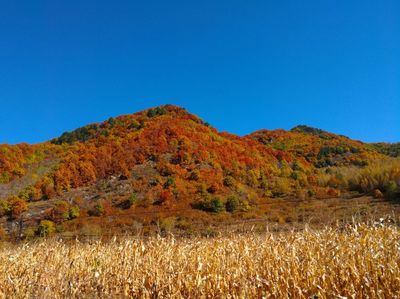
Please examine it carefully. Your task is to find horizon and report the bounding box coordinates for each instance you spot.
[0,103,397,145]
[0,1,399,144]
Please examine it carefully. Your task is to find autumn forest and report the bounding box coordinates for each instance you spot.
[0,105,399,239]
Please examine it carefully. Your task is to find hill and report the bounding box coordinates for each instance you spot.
[248,125,381,168]
[0,105,399,238]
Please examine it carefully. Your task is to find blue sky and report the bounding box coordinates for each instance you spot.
[0,1,399,144]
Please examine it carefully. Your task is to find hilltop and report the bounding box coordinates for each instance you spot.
[0,105,399,238]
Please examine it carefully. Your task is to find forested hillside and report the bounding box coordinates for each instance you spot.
[0,105,399,238]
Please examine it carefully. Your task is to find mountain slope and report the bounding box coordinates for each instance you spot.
[248,125,382,168]
[0,105,399,238]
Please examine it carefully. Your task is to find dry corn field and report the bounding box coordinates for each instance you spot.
[0,224,399,298]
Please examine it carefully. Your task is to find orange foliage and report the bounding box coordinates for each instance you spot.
[7,196,28,219]
[0,104,394,228]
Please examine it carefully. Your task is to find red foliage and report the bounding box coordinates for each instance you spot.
[159,190,173,204]
[0,104,388,228]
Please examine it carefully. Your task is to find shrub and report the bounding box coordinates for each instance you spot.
[207,184,219,194]
[385,181,398,195]
[307,189,316,198]
[292,161,303,171]
[37,220,56,237]
[128,120,141,130]
[0,201,10,217]
[259,174,269,189]
[209,198,225,213]
[238,199,251,212]
[23,227,36,240]
[175,217,194,233]
[157,217,176,234]
[223,176,235,187]
[107,117,116,126]
[272,178,291,197]
[7,196,28,220]
[128,193,137,207]
[188,170,200,181]
[246,171,259,187]
[120,193,138,209]
[18,186,32,201]
[53,200,70,220]
[327,188,341,197]
[69,206,80,219]
[225,195,240,213]
[353,159,369,167]
[157,190,172,205]
[147,107,167,118]
[50,201,80,221]
[164,177,176,189]
[291,171,300,180]
[345,159,400,198]
[193,197,225,213]
[51,124,100,144]
[89,203,105,216]
[373,189,384,199]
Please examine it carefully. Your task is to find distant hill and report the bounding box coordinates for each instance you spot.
[371,142,400,157]
[248,125,381,168]
[0,105,399,238]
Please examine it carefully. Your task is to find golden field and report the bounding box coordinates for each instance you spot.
[0,223,399,298]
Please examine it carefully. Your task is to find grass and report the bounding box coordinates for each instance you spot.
[0,223,399,298]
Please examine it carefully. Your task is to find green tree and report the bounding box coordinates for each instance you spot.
[90,203,105,216]
[37,220,56,237]
[292,161,303,171]
[209,197,225,213]
[0,201,10,217]
[193,197,225,213]
[69,206,80,219]
[223,176,235,187]
[127,193,137,208]
[385,181,398,195]
[147,107,167,118]
[225,195,239,213]
[164,177,176,189]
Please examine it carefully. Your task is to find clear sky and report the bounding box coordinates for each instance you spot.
[0,1,399,144]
